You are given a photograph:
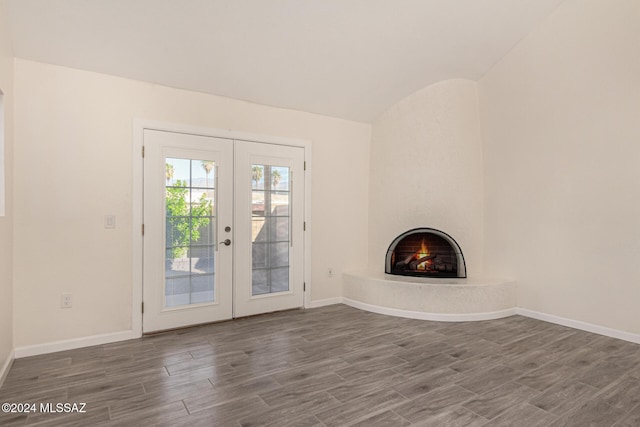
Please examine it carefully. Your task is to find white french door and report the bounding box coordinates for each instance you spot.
[142,130,304,333]
[234,141,305,317]
[143,130,234,332]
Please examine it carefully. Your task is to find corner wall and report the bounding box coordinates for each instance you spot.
[0,0,15,382]
[368,79,484,277]
[479,0,640,334]
[13,59,370,349]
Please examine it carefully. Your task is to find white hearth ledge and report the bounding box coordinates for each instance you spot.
[343,270,517,322]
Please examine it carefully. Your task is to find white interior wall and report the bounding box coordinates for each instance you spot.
[0,0,14,381]
[13,59,370,348]
[479,0,640,334]
[6,0,640,353]
[368,79,484,277]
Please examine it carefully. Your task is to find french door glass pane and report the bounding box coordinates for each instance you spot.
[165,158,216,307]
[251,164,290,296]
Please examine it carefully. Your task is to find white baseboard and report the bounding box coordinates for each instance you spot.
[342,297,516,322]
[306,297,343,309]
[9,305,640,360]
[0,349,14,388]
[14,330,139,359]
[515,308,640,345]
[340,299,640,344]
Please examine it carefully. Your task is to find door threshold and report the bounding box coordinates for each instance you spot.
[233,307,304,321]
[143,307,304,336]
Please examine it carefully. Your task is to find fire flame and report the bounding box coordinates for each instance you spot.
[416,239,431,270]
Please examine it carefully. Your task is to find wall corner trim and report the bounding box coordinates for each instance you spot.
[14,330,140,359]
[0,349,14,388]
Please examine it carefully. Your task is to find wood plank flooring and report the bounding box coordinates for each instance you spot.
[1,304,639,426]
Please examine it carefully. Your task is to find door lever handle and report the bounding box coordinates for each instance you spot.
[220,239,231,246]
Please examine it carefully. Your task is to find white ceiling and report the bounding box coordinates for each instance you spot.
[6,0,564,122]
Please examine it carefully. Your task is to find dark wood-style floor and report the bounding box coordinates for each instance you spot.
[1,304,639,426]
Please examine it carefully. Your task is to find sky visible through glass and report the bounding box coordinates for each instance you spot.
[168,157,290,190]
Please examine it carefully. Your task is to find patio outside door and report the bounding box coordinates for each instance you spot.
[142,130,304,333]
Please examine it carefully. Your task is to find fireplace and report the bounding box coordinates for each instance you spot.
[385,228,466,278]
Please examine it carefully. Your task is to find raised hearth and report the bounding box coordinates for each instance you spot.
[343,271,516,321]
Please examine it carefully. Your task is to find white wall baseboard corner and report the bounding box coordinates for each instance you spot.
[342,298,516,322]
[515,308,640,345]
[0,350,14,388]
[306,297,343,309]
[14,330,139,359]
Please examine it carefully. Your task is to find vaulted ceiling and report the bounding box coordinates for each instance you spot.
[5,0,565,122]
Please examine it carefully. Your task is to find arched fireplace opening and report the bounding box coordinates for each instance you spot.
[385,228,466,278]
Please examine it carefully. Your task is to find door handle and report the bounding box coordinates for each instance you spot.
[220,239,231,246]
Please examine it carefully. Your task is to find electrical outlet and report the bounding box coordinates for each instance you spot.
[327,267,333,278]
[104,214,116,229]
[61,293,73,308]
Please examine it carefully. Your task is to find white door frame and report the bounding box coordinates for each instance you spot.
[132,119,312,337]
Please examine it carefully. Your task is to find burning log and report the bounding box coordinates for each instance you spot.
[394,254,439,272]
[408,254,438,270]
